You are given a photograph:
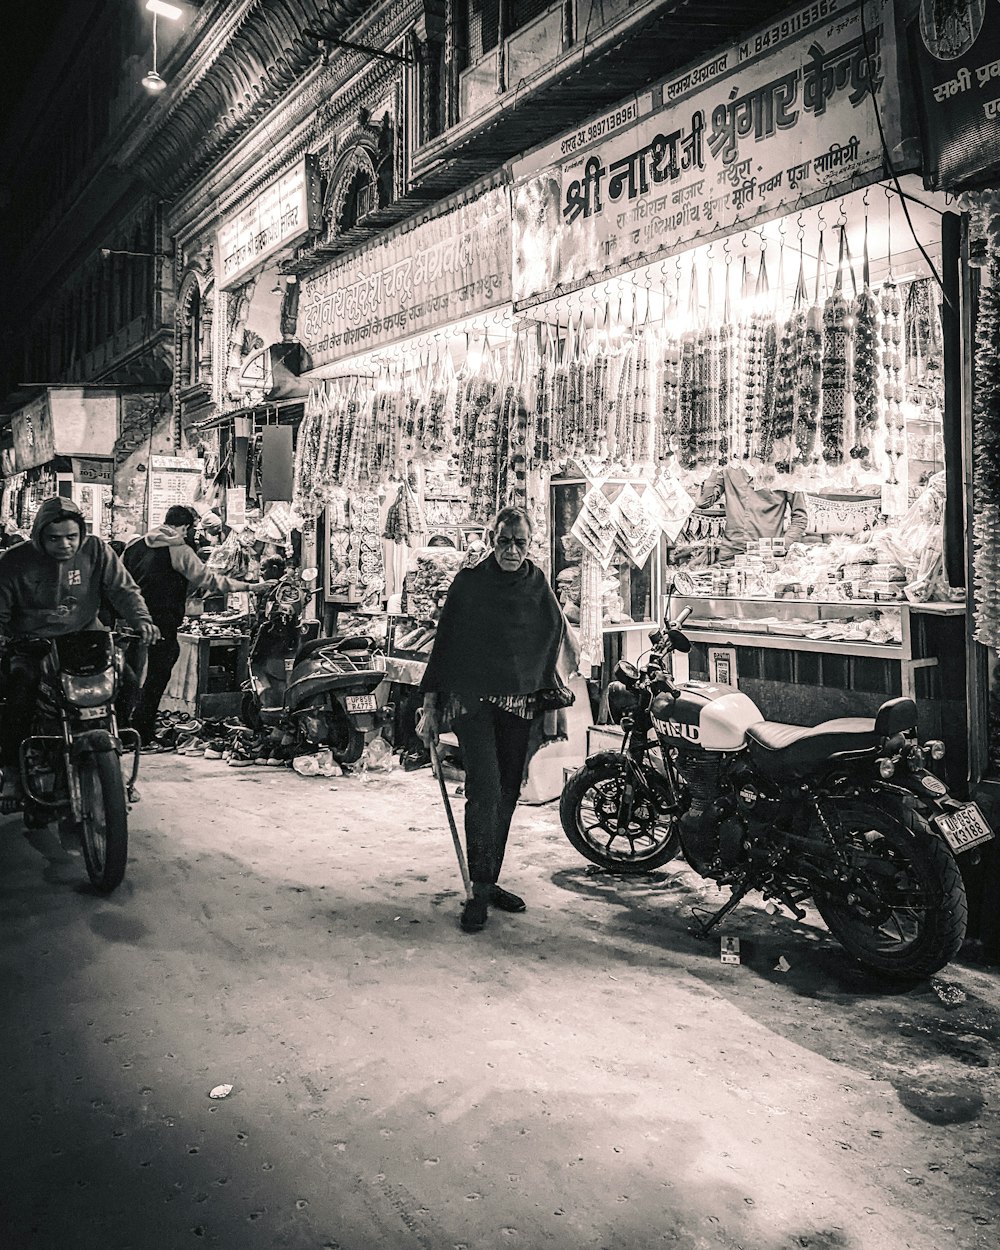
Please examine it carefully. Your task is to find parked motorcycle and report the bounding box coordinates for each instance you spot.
[560,609,992,979]
[0,631,140,893]
[242,565,386,765]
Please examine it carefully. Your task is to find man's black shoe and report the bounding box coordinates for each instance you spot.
[460,896,489,932]
[491,885,526,913]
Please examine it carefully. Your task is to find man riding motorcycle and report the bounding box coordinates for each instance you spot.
[0,497,159,814]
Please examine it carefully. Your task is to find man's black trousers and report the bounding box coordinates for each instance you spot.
[130,630,181,745]
[453,701,533,886]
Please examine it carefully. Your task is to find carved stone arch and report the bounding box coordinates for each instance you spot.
[176,269,213,390]
[322,111,395,239]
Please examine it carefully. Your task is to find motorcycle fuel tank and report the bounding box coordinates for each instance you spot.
[651,681,763,752]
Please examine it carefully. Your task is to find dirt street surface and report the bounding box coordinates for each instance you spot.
[1,755,999,1250]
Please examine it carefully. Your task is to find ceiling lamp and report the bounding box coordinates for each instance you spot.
[142,5,178,94]
[146,1,183,18]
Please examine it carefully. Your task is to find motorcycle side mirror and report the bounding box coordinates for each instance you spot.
[301,567,319,583]
[667,628,691,654]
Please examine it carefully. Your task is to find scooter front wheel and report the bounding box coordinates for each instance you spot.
[78,752,128,893]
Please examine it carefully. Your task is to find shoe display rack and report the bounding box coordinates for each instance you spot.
[162,632,250,719]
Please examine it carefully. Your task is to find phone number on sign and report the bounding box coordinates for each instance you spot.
[749,0,839,56]
[561,102,640,157]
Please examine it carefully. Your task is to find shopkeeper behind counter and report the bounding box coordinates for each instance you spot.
[696,463,807,564]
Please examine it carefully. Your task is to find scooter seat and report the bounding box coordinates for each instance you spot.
[745,717,879,777]
[294,635,373,664]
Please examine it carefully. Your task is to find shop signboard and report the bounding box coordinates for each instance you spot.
[147,455,202,529]
[511,0,910,302]
[11,388,117,471]
[218,158,320,290]
[908,0,1000,189]
[299,186,512,367]
[71,457,113,486]
[11,393,55,472]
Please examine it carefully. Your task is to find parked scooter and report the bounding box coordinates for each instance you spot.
[242,564,386,765]
[560,608,993,980]
[0,631,140,892]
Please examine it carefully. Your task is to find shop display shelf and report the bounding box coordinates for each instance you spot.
[680,626,901,659]
[667,595,958,703]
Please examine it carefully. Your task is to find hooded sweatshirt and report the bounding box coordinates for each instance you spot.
[0,496,153,638]
[122,524,255,631]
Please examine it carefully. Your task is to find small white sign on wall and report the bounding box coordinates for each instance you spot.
[707,645,738,689]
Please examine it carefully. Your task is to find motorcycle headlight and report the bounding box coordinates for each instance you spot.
[607,681,641,725]
[61,671,115,707]
[878,757,896,779]
[613,660,639,686]
[925,739,946,761]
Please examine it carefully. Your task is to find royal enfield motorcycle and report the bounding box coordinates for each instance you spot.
[242,565,386,765]
[560,609,992,979]
[0,631,140,893]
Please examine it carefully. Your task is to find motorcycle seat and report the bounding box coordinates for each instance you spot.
[745,716,879,776]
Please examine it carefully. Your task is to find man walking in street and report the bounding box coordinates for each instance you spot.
[122,505,272,747]
[417,506,569,933]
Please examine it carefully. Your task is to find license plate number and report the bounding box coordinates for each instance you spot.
[935,802,995,853]
[345,694,376,714]
[77,706,105,720]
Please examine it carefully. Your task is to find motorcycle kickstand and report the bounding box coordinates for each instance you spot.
[689,878,755,940]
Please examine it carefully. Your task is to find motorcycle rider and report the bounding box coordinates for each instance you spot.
[121,505,273,747]
[0,496,160,805]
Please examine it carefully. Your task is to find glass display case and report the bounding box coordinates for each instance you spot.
[549,476,666,635]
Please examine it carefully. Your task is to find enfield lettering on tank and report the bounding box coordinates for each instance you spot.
[512,0,904,302]
[653,716,701,743]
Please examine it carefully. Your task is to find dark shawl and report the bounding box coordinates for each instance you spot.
[419,556,564,697]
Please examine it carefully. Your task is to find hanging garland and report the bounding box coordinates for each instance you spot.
[973,250,1000,648]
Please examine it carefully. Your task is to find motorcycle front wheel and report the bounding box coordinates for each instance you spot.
[78,752,128,893]
[560,754,681,873]
[813,799,967,980]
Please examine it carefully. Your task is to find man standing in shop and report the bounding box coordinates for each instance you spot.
[122,505,272,748]
[417,506,568,933]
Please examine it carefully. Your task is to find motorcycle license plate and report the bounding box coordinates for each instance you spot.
[345,694,377,714]
[77,706,105,720]
[934,802,995,854]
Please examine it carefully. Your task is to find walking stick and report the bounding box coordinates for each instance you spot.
[429,739,473,901]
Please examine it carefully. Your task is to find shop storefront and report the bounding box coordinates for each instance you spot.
[242,0,972,799]
[906,0,1000,955]
[507,0,967,771]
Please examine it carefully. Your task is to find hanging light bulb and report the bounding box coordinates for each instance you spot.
[142,13,168,92]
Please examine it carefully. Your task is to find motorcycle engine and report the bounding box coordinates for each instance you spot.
[678,752,727,872]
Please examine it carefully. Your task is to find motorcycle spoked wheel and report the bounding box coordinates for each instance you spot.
[325,701,365,766]
[560,755,681,873]
[77,752,129,894]
[812,799,967,980]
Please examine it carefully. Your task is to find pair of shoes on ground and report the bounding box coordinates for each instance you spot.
[460,884,526,933]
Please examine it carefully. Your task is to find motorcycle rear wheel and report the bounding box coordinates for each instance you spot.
[327,701,365,766]
[813,799,967,980]
[560,755,681,873]
[78,752,128,894]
